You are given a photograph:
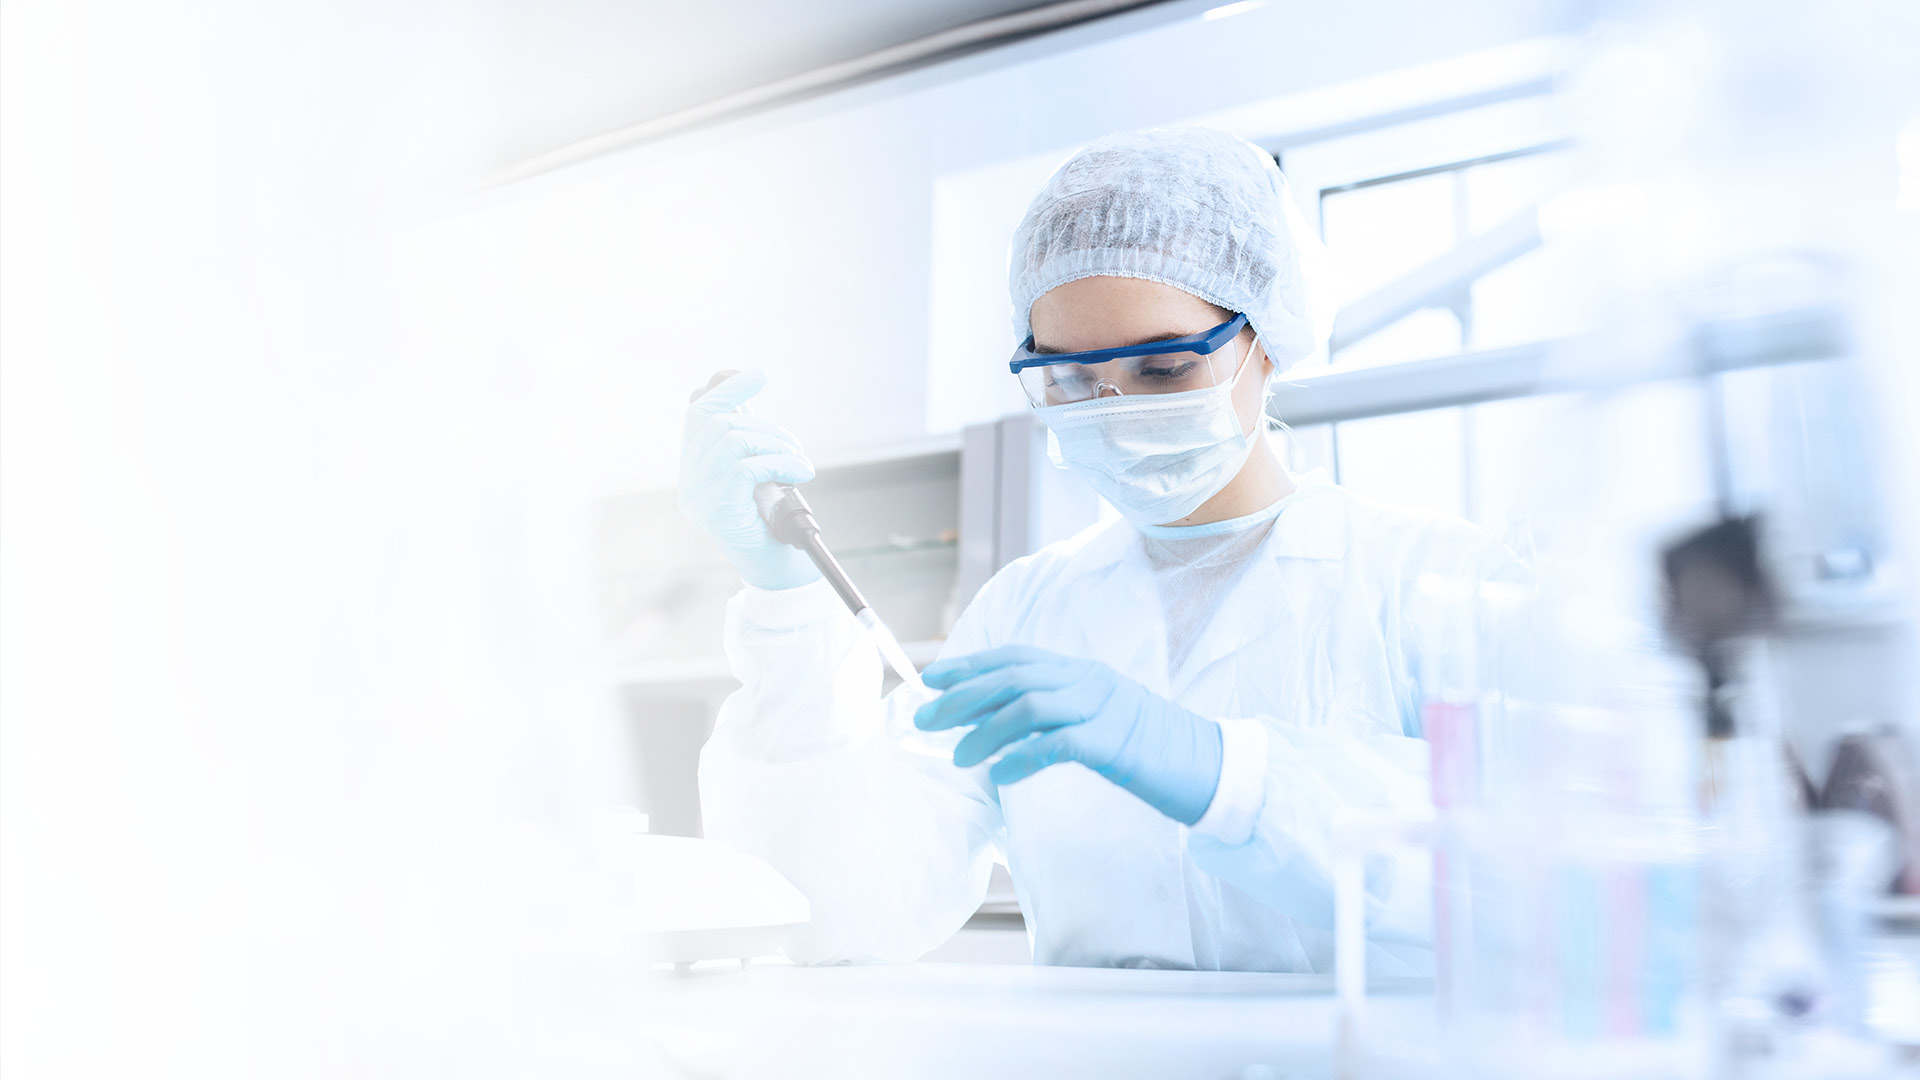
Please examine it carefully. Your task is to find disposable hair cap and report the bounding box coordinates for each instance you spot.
[1009,126,1335,370]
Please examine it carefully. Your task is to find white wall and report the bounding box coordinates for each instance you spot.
[2,4,641,1076]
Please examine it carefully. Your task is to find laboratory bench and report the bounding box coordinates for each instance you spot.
[636,960,1435,1079]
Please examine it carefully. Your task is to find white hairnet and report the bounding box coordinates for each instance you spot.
[1009,126,1335,369]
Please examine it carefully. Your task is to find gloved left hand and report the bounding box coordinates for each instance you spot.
[914,645,1223,825]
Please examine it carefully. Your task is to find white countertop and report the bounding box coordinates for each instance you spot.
[636,961,1436,1079]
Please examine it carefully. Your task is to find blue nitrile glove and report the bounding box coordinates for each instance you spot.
[915,645,1224,825]
[677,369,821,590]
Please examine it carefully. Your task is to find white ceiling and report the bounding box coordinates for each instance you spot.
[479,1,1127,167]
[34,0,1170,234]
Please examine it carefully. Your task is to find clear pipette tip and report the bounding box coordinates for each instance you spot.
[856,607,926,692]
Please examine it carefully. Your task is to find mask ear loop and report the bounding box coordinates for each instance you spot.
[1209,329,1268,445]
[1252,334,1310,473]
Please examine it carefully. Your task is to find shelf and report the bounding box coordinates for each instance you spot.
[900,638,943,665]
[604,432,963,500]
[619,653,736,687]
[808,433,962,474]
[619,638,944,691]
[1266,304,1847,428]
[832,535,959,560]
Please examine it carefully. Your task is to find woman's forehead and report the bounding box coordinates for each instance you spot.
[1029,276,1224,351]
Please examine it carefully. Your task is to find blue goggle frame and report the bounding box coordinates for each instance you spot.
[1007,312,1249,376]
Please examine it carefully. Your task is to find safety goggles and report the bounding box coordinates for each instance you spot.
[1008,313,1251,406]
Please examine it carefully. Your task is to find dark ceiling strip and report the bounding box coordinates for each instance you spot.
[485,0,1170,188]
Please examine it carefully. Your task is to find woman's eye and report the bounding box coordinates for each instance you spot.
[1137,359,1198,382]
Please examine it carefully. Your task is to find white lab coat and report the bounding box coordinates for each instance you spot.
[699,475,1527,971]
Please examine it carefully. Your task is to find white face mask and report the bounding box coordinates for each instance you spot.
[1034,336,1261,525]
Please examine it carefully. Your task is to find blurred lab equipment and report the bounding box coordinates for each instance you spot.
[1334,552,1910,1078]
[1657,512,1916,1066]
[1329,309,1918,1076]
[1661,515,1776,745]
[1822,730,1920,895]
[1325,0,1920,1072]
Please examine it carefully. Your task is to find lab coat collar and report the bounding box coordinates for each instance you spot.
[1124,469,1348,559]
[1260,473,1347,562]
[1163,475,1351,696]
[1039,474,1354,699]
[1056,472,1350,585]
[1036,520,1174,693]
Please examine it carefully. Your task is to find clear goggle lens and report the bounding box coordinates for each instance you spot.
[1015,341,1245,406]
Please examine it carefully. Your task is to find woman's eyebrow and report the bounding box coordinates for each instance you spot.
[1031,329,1197,356]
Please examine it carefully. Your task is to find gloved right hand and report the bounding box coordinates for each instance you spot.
[678,369,822,591]
[914,645,1223,825]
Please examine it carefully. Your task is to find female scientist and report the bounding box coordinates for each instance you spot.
[677,127,1524,972]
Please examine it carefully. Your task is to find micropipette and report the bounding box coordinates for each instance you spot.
[690,371,928,693]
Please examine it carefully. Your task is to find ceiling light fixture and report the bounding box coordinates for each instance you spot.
[1203,1,1267,21]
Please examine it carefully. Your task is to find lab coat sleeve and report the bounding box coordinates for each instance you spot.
[1189,718,1270,843]
[1187,516,1530,949]
[697,578,1005,964]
